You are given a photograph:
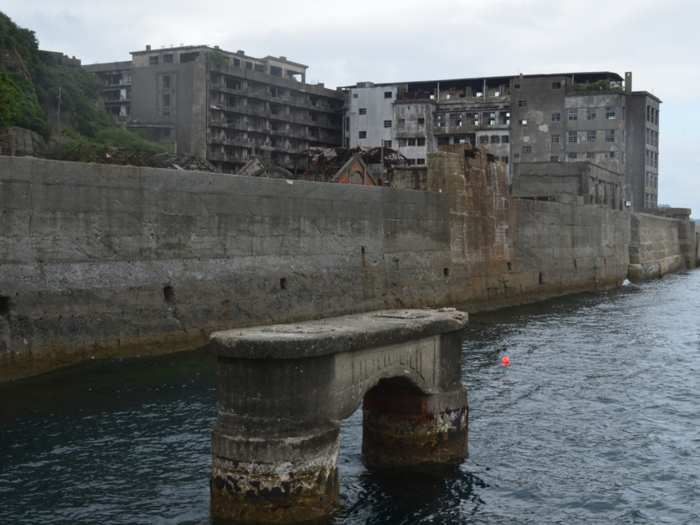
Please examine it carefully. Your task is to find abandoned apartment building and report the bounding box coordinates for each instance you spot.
[85,45,344,174]
[343,72,660,211]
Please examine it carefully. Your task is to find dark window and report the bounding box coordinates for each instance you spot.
[416,158,425,165]
[519,119,527,127]
[417,138,426,146]
[438,136,450,146]
[514,83,520,89]
[359,108,367,115]
[501,136,509,144]
[605,129,616,142]
[568,109,578,121]
[587,130,596,142]
[568,131,577,143]
[359,131,366,139]
[518,100,527,108]
[384,91,392,99]
[163,94,170,107]
[480,135,489,144]
[551,134,560,143]
[552,112,561,122]
[605,107,616,119]
[550,156,560,162]
[522,146,531,154]
[180,52,199,63]
[587,108,596,120]
[384,120,392,128]
[490,135,500,144]
[407,138,416,146]
[149,56,159,66]
[552,82,561,89]
[586,152,595,159]
[352,93,358,98]
[164,54,173,64]
[163,75,170,89]
[568,152,578,160]
[383,140,392,148]
[417,117,425,125]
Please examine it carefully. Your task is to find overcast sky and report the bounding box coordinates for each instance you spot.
[4,0,698,214]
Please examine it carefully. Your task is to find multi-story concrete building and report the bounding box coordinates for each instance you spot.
[343,72,660,211]
[86,45,344,173]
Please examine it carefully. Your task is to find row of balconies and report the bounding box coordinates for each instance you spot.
[209,86,342,112]
[210,110,340,130]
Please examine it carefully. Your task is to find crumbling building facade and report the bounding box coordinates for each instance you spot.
[86,45,344,174]
[343,72,660,211]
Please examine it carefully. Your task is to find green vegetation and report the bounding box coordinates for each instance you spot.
[0,11,167,154]
[207,49,229,65]
[571,79,623,92]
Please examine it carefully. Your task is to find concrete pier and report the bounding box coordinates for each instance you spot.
[209,308,469,522]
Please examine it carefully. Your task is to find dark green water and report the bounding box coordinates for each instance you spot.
[2,271,700,524]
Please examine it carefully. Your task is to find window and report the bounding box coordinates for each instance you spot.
[163,94,170,107]
[551,134,560,143]
[647,105,651,122]
[384,120,392,128]
[550,156,561,162]
[655,108,659,125]
[408,159,416,165]
[491,135,500,144]
[605,151,615,159]
[501,136,509,144]
[438,136,450,146]
[454,136,467,144]
[605,107,616,119]
[552,82,561,89]
[622,107,626,120]
[359,108,367,115]
[514,83,520,89]
[164,54,173,64]
[513,153,520,160]
[353,93,358,98]
[568,152,578,160]
[384,91,392,99]
[519,119,527,127]
[605,130,615,142]
[398,118,405,125]
[551,112,561,122]
[502,156,509,164]
[407,138,416,146]
[417,138,426,146]
[522,146,531,155]
[586,152,595,159]
[383,140,392,148]
[149,56,159,66]
[518,100,527,107]
[568,109,578,121]
[398,139,406,147]
[587,108,597,120]
[416,158,426,165]
[587,130,596,143]
[568,131,578,143]
[480,135,489,144]
[163,75,171,88]
[417,117,425,125]
[359,131,366,139]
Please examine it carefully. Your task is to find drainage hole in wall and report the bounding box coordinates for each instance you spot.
[443,268,450,278]
[539,272,544,284]
[0,296,8,317]
[163,286,176,304]
[507,262,512,271]
[280,278,287,290]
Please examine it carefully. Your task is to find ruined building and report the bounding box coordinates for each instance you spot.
[86,45,344,174]
[343,72,660,211]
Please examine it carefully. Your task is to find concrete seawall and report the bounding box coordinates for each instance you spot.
[0,153,694,381]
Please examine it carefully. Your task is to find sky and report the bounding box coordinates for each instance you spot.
[3,0,699,214]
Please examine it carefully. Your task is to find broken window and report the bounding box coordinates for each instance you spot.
[384,91,392,99]
[438,136,450,146]
[491,135,500,144]
[587,108,596,120]
[605,107,616,119]
[398,139,406,147]
[417,138,426,146]
[384,120,392,128]
[408,138,416,146]
[359,131,367,138]
[501,136,509,144]
[417,117,425,125]
[568,152,578,160]
[550,156,561,162]
[568,131,578,143]
[254,64,265,73]
[605,151,615,159]
[519,119,527,127]
[522,146,531,155]
[164,54,173,64]
[233,58,240,67]
[480,135,489,145]
[552,82,561,89]
[384,140,392,148]
[416,158,425,165]
[552,112,561,122]
[551,134,560,143]
[149,56,159,66]
[568,109,578,121]
[605,130,615,142]
[245,62,253,70]
[180,52,199,63]
[502,156,509,164]
[359,108,367,115]
[270,66,282,77]
[587,130,596,142]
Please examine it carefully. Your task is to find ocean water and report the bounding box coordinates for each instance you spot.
[1,270,699,524]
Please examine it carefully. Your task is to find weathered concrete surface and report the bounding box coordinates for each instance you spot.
[628,212,691,283]
[0,152,694,382]
[209,309,468,522]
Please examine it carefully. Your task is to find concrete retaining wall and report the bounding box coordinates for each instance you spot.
[628,213,688,283]
[0,153,690,381]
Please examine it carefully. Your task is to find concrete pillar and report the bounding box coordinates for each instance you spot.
[209,308,468,523]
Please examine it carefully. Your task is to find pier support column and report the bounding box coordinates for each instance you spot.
[362,388,468,468]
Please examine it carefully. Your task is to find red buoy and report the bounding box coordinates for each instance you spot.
[501,356,510,366]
